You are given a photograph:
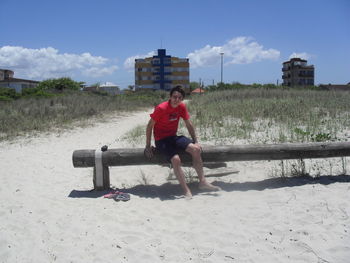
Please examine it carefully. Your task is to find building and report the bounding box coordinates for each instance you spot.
[319,83,350,91]
[135,49,189,92]
[282,58,314,87]
[0,69,40,92]
[191,87,205,94]
[98,82,120,95]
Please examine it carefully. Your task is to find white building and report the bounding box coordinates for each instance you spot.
[98,82,120,95]
[0,69,40,92]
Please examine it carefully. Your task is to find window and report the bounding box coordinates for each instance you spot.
[171,67,189,72]
[152,58,160,64]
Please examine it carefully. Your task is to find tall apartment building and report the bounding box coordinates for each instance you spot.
[135,49,189,92]
[282,58,314,87]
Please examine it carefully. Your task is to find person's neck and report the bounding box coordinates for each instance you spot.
[169,100,180,108]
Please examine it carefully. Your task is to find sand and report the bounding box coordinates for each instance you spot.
[0,110,349,263]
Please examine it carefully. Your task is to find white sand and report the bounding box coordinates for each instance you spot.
[1,110,349,263]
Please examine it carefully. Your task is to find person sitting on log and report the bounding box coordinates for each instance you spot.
[144,85,221,198]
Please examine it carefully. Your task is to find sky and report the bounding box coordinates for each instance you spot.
[0,0,349,89]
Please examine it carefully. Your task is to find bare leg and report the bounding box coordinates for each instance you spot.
[186,143,221,191]
[171,155,192,198]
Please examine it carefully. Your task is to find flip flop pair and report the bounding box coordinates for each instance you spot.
[103,190,130,201]
[103,190,120,199]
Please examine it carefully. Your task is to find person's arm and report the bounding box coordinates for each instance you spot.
[184,119,198,144]
[145,118,156,158]
[146,118,155,147]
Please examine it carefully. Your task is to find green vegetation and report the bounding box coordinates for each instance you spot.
[204,82,319,92]
[122,85,350,178]
[0,87,21,101]
[0,77,83,101]
[187,88,350,144]
[0,78,166,140]
[36,77,81,91]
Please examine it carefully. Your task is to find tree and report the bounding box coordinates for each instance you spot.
[36,77,81,91]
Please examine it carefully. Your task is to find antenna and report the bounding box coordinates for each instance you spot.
[160,37,163,49]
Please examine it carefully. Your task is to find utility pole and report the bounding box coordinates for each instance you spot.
[220,52,224,84]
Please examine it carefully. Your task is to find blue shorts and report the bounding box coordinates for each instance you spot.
[155,136,193,162]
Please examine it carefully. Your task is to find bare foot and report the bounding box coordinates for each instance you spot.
[199,182,221,191]
[184,190,193,199]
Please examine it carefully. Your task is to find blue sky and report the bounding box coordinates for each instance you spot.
[0,0,349,88]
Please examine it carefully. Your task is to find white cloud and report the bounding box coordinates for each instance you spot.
[83,66,119,77]
[289,52,312,60]
[0,46,118,79]
[188,37,280,68]
[123,51,156,70]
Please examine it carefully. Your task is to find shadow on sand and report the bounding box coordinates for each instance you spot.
[68,174,350,201]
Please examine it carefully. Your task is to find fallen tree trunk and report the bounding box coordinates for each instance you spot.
[73,141,350,168]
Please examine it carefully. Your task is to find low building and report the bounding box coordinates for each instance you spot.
[135,49,190,93]
[191,87,205,94]
[282,58,314,87]
[0,69,40,92]
[82,86,98,92]
[98,82,120,95]
[319,83,350,91]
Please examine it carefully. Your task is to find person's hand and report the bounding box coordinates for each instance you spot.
[144,145,155,159]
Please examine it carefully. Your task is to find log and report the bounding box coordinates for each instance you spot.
[73,141,350,168]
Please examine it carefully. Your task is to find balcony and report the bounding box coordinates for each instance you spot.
[282,67,290,71]
[299,72,314,77]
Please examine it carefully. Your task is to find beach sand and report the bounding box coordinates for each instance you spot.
[0,110,349,263]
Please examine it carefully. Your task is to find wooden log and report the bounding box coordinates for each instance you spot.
[72,141,350,168]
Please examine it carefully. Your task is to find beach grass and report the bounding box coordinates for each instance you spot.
[124,88,350,177]
[0,90,166,141]
[186,88,350,144]
[124,88,350,145]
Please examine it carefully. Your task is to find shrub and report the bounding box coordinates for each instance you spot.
[0,87,20,100]
[0,95,12,101]
[36,77,81,91]
[22,87,54,97]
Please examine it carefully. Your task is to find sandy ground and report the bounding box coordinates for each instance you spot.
[0,110,350,263]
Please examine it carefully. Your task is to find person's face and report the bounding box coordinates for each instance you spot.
[170,91,183,108]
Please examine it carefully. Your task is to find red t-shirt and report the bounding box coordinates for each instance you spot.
[150,100,190,141]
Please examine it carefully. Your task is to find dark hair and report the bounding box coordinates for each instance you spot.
[170,85,185,98]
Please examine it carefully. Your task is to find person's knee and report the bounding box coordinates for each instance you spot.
[188,144,201,156]
[171,155,182,167]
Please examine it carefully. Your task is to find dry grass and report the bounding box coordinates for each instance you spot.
[187,88,350,144]
[0,91,165,141]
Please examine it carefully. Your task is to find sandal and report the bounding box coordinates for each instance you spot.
[113,193,130,202]
[103,190,121,199]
